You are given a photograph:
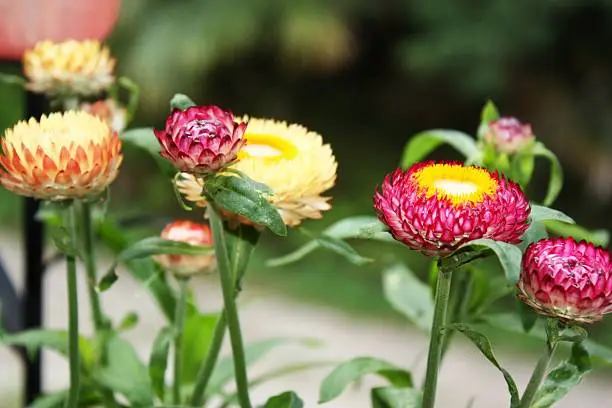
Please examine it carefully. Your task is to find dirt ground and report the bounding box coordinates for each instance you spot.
[0,233,610,407]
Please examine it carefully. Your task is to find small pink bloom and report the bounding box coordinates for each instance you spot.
[518,237,612,323]
[373,161,530,256]
[154,105,247,174]
[485,117,535,154]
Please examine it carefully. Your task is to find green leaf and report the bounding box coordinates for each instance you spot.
[0,72,26,87]
[170,93,197,110]
[519,220,548,251]
[383,263,434,333]
[449,324,520,408]
[266,216,394,267]
[93,334,154,407]
[100,236,214,292]
[1,329,95,369]
[516,300,539,333]
[208,337,320,394]
[318,356,413,404]
[371,387,422,408]
[263,391,304,408]
[558,325,588,344]
[530,204,574,225]
[300,228,373,266]
[543,220,609,247]
[28,386,101,408]
[206,175,287,236]
[181,312,219,383]
[532,142,563,206]
[531,361,587,408]
[149,326,173,401]
[510,150,535,187]
[460,239,522,283]
[225,224,261,285]
[120,127,176,178]
[570,342,592,373]
[477,100,500,140]
[117,311,139,332]
[401,130,479,169]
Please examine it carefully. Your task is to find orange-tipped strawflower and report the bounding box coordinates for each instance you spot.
[484,117,535,154]
[154,105,247,175]
[176,117,337,226]
[0,111,122,200]
[518,237,612,324]
[23,39,115,98]
[374,161,530,256]
[80,99,127,133]
[154,220,216,277]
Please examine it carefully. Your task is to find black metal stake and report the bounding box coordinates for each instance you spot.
[22,91,46,405]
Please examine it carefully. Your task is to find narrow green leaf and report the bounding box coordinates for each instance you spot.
[93,334,154,406]
[119,127,176,178]
[206,175,287,236]
[117,311,139,332]
[460,239,522,283]
[208,337,320,394]
[300,228,372,266]
[449,324,520,408]
[519,220,548,251]
[263,391,304,408]
[516,300,539,333]
[28,386,101,408]
[170,93,197,110]
[543,220,609,247]
[0,72,26,87]
[570,343,592,373]
[181,313,219,383]
[531,362,586,408]
[401,130,479,169]
[510,150,535,187]
[532,142,563,206]
[149,326,173,401]
[318,356,413,404]
[371,387,422,408]
[383,263,434,333]
[530,204,574,225]
[98,270,118,292]
[558,325,588,344]
[478,100,500,135]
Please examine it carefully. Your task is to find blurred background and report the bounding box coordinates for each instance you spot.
[2,0,612,406]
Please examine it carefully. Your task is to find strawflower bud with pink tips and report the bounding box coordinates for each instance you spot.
[484,116,535,154]
[154,105,247,175]
[374,161,530,256]
[518,237,612,324]
[154,220,216,277]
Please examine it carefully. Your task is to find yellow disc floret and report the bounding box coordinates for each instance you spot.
[413,163,498,206]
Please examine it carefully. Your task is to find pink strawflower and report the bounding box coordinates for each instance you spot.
[154,105,247,174]
[485,117,535,154]
[518,237,612,323]
[374,161,530,256]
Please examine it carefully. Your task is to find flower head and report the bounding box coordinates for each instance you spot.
[23,40,115,98]
[0,111,122,200]
[154,220,216,277]
[374,161,530,256]
[176,117,337,226]
[154,105,247,174]
[518,237,612,323]
[484,117,534,154]
[79,99,127,133]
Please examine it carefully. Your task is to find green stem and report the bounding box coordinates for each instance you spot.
[208,205,252,408]
[421,263,453,408]
[519,342,558,408]
[79,202,106,333]
[65,205,81,408]
[173,278,189,405]
[189,313,227,406]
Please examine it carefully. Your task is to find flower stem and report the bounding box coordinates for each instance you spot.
[190,313,227,406]
[421,262,453,408]
[519,341,558,407]
[208,205,252,408]
[65,204,81,408]
[173,277,189,405]
[79,201,106,333]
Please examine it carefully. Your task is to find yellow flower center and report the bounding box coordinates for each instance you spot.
[238,133,298,161]
[413,163,498,205]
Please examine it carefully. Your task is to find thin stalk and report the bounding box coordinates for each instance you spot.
[79,201,106,332]
[173,278,189,405]
[189,313,227,406]
[519,342,558,408]
[65,205,80,408]
[208,205,252,408]
[421,264,453,408]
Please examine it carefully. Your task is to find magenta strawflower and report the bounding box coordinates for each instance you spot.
[374,161,530,256]
[154,105,247,174]
[518,237,612,323]
[484,116,534,154]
